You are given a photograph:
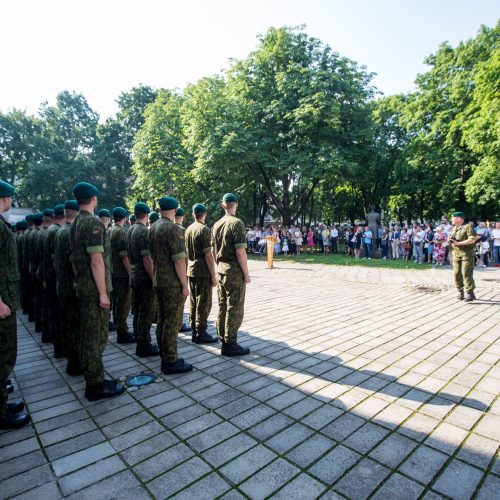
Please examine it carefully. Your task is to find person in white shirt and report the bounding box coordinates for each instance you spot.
[413,225,425,263]
[476,222,490,267]
[330,226,339,254]
[247,227,256,253]
[491,222,500,267]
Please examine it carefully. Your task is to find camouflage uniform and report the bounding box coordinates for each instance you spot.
[43,222,63,351]
[20,227,32,314]
[15,230,25,312]
[212,214,247,342]
[109,224,131,335]
[34,227,48,335]
[149,216,186,362]
[449,224,476,293]
[25,226,39,320]
[127,222,154,343]
[70,210,112,385]
[185,220,213,334]
[0,214,20,418]
[54,222,80,368]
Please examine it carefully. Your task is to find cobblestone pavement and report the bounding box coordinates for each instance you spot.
[1,261,499,499]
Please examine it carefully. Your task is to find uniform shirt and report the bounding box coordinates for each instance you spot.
[449,224,476,257]
[127,222,151,284]
[212,214,247,278]
[35,227,47,279]
[21,227,32,273]
[0,214,20,307]
[149,216,186,288]
[16,231,25,273]
[25,227,39,275]
[43,222,62,286]
[69,210,111,297]
[185,220,212,278]
[109,224,129,279]
[54,222,75,297]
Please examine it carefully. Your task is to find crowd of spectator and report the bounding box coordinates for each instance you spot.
[246,219,500,267]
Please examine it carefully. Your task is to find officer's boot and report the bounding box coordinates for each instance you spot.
[53,344,66,359]
[221,341,250,357]
[117,331,136,344]
[108,320,116,332]
[66,359,84,376]
[136,342,160,357]
[0,411,30,430]
[132,315,139,341]
[457,289,465,300]
[84,379,125,401]
[464,292,476,302]
[191,327,197,342]
[179,323,192,333]
[6,379,14,394]
[194,331,219,344]
[161,358,193,374]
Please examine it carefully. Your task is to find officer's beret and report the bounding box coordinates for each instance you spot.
[175,207,185,217]
[452,211,465,218]
[53,204,65,216]
[43,208,54,218]
[34,213,43,224]
[11,223,17,231]
[192,203,207,215]
[16,220,28,230]
[222,193,238,203]
[158,196,178,211]
[134,202,150,214]
[112,207,129,219]
[149,211,160,222]
[0,180,15,197]
[64,200,80,211]
[129,214,136,222]
[98,208,111,218]
[25,214,35,223]
[73,182,98,199]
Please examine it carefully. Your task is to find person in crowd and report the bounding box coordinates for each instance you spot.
[362,225,372,259]
[390,225,401,260]
[475,221,490,268]
[424,226,434,263]
[273,227,281,255]
[412,224,425,264]
[354,227,363,258]
[330,225,339,254]
[282,231,289,256]
[380,228,389,259]
[400,229,410,261]
[432,226,447,265]
[322,225,331,253]
[307,227,315,254]
[491,221,500,267]
[246,227,256,253]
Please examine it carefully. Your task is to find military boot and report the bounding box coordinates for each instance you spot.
[179,323,192,333]
[161,359,193,375]
[0,411,30,430]
[84,379,125,401]
[117,331,136,344]
[66,360,83,376]
[108,320,116,332]
[7,400,25,413]
[191,327,197,342]
[464,292,476,302]
[457,289,464,300]
[194,331,219,344]
[136,342,160,357]
[53,345,66,359]
[221,342,250,357]
[6,383,14,394]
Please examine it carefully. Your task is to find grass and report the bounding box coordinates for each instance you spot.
[249,251,436,270]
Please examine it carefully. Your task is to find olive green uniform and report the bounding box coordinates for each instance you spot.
[185,221,213,334]
[70,210,112,385]
[16,230,27,313]
[127,222,154,343]
[20,228,32,315]
[0,215,20,418]
[449,224,476,293]
[34,227,48,334]
[109,224,131,335]
[25,226,39,320]
[54,222,80,367]
[150,216,186,362]
[212,214,247,343]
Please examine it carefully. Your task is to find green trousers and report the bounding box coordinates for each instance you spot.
[216,273,246,343]
[46,280,62,349]
[112,277,131,335]
[131,282,154,343]
[59,296,80,367]
[155,287,185,363]
[189,277,212,334]
[0,284,17,417]
[453,254,475,292]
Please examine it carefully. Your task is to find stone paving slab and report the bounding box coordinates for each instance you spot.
[0,261,499,499]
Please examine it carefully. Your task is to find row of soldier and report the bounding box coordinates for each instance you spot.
[1,179,251,429]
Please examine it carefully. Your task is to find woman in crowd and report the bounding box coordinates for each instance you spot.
[322,226,331,253]
[272,227,281,255]
[294,227,303,255]
[354,227,363,258]
[381,228,389,259]
[425,226,434,263]
[307,227,315,254]
[432,226,447,265]
[390,225,401,259]
[400,229,410,261]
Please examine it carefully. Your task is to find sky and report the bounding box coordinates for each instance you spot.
[1,0,498,120]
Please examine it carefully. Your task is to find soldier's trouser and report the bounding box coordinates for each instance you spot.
[28,273,36,317]
[155,287,185,363]
[34,275,44,327]
[131,282,154,343]
[189,277,212,333]
[453,254,475,292]
[47,282,62,349]
[42,285,50,336]
[112,278,131,334]
[78,296,108,386]
[59,296,80,366]
[216,274,246,343]
[20,269,29,312]
[0,285,17,417]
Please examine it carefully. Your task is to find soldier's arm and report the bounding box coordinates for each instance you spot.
[236,249,250,284]
[204,252,217,287]
[143,255,154,282]
[234,221,250,284]
[122,255,131,278]
[89,253,110,308]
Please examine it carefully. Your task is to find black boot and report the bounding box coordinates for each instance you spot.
[108,321,116,332]
[66,360,83,376]
[28,313,34,322]
[457,289,464,300]
[161,359,193,374]
[117,331,136,344]
[7,400,25,414]
[191,328,197,342]
[35,321,42,333]
[136,342,160,357]
[221,342,250,357]
[179,323,192,333]
[194,331,219,344]
[6,384,14,394]
[464,292,476,302]
[84,379,125,401]
[53,345,66,359]
[41,329,52,343]
[0,411,30,430]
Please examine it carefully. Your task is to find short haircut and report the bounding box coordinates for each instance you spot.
[225,201,236,210]
[134,211,148,219]
[76,197,92,205]
[113,214,126,223]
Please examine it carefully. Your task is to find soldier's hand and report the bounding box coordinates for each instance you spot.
[181,286,189,298]
[211,277,217,288]
[0,302,11,319]
[99,293,111,309]
[244,273,251,284]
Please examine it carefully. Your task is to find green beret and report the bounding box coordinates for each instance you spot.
[0,180,15,197]
[25,214,35,223]
[129,214,136,222]
[158,196,179,211]
[16,220,28,230]
[175,207,185,217]
[43,208,54,218]
[34,213,43,225]
[149,211,160,222]
[53,204,65,216]
[134,202,150,214]
[222,193,238,203]
[192,203,207,215]
[73,182,98,199]
[452,211,465,218]
[112,207,128,219]
[98,209,111,218]
[11,223,17,231]
[64,200,80,211]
